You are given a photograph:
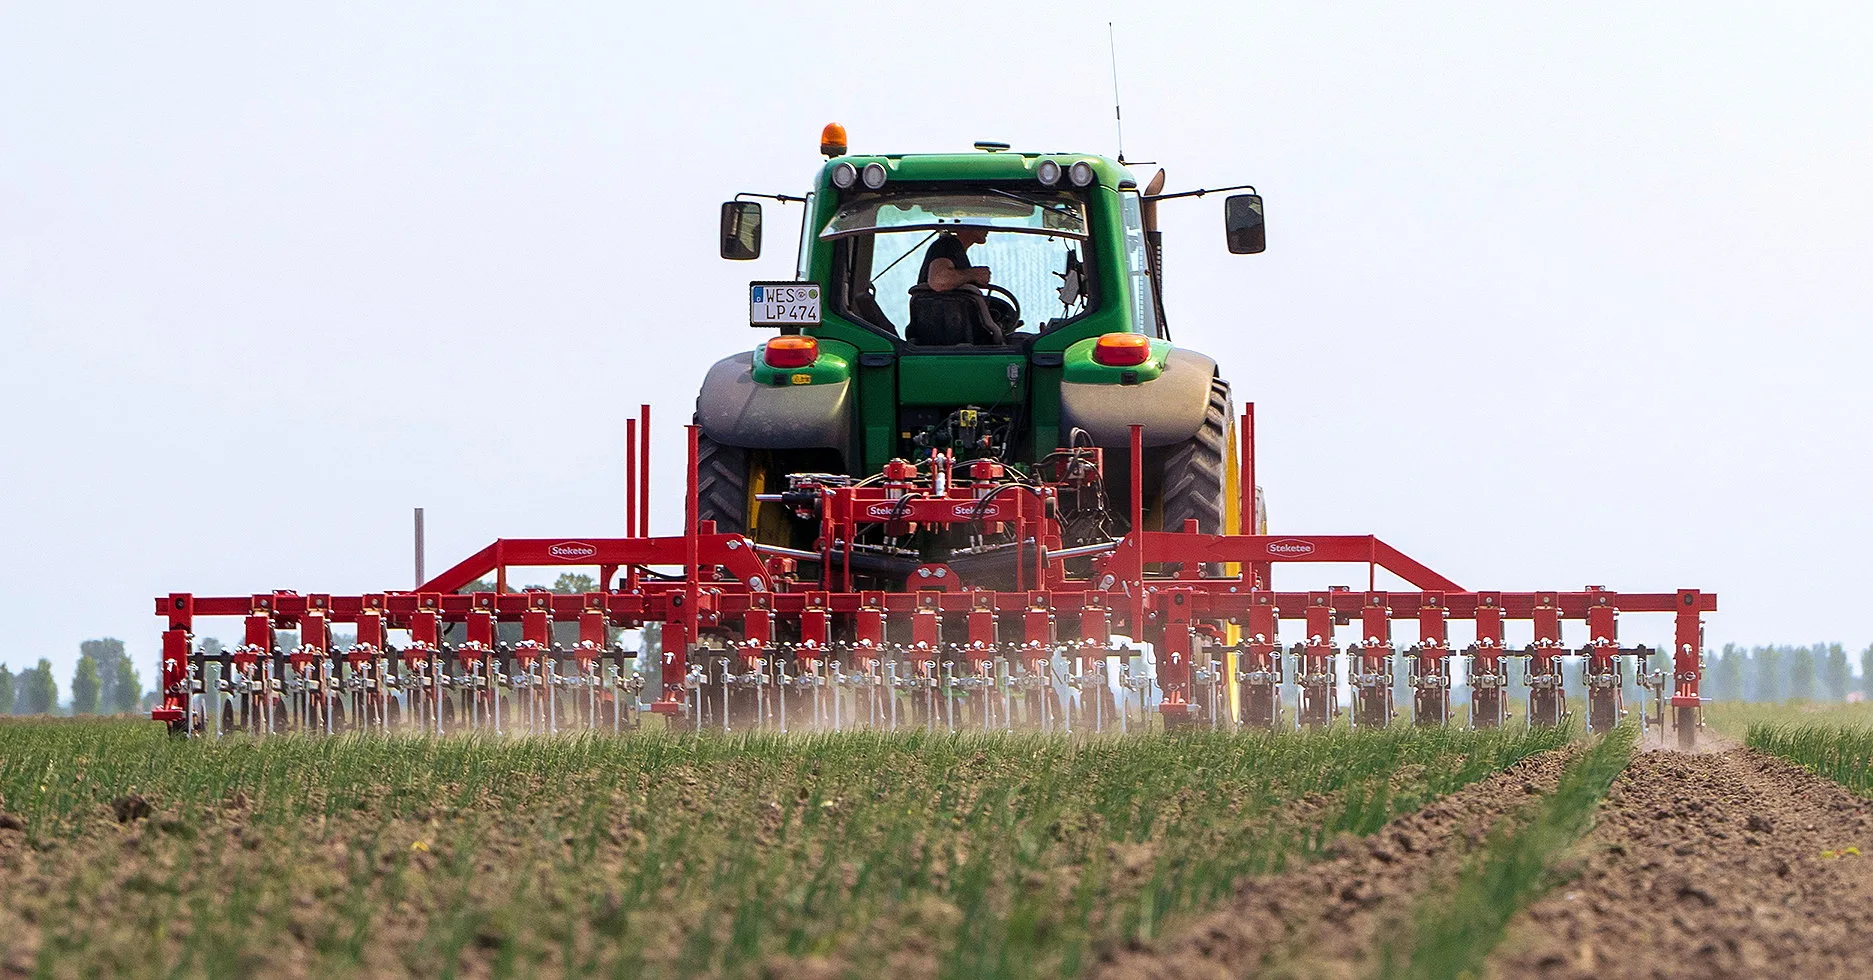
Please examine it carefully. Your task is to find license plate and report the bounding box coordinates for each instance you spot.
[749,281,821,327]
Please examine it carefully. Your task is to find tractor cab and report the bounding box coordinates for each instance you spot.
[817,185,1094,346]
[703,125,1266,572]
[721,130,1264,352]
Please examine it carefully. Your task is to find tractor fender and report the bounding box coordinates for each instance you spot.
[1058,348,1220,448]
[695,351,851,455]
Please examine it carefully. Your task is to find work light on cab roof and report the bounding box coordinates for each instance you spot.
[148,121,1715,753]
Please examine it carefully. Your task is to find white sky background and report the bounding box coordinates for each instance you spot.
[2,2,1870,684]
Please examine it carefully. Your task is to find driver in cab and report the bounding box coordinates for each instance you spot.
[917,226,991,293]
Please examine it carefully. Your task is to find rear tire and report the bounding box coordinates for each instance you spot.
[1160,377,1231,535]
[696,433,750,535]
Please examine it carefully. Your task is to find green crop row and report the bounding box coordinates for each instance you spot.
[1388,726,1635,980]
[0,720,1569,979]
[1746,723,1873,797]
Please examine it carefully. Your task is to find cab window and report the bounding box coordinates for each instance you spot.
[1119,191,1163,339]
[825,188,1097,342]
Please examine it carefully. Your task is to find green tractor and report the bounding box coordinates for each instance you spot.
[703,124,1266,589]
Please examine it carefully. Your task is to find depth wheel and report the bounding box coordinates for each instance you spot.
[1472,689,1501,728]
[1162,707,1200,731]
[1529,689,1564,728]
[1240,682,1278,728]
[1415,690,1448,726]
[1355,688,1390,728]
[1587,690,1620,733]
[1298,683,1332,729]
[1675,704,1697,750]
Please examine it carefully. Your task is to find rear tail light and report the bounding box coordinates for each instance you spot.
[763,335,819,369]
[1092,333,1152,367]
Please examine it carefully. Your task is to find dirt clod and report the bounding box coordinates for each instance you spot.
[0,814,25,833]
[111,794,152,824]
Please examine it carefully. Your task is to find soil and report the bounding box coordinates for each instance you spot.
[1487,749,1873,980]
[0,735,1536,980]
[1638,723,1742,755]
[9,735,1865,978]
[1093,748,1576,980]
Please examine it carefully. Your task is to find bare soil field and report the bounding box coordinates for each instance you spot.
[1096,739,1873,980]
[1487,749,1873,980]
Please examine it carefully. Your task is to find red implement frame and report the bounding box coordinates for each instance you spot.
[153,404,1714,743]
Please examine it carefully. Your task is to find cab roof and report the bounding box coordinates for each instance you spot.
[814,151,1137,192]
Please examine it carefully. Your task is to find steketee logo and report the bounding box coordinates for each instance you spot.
[548,541,599,561]
[1265,538,1316,557]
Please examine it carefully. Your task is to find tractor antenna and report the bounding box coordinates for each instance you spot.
[1108,23,1125,164]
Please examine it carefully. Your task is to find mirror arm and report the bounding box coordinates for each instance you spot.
[734,192,807,204]
[1142,183,1258,204]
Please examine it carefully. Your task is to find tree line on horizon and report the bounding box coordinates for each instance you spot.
[0,638,145,717]
[1701,643,1871,703]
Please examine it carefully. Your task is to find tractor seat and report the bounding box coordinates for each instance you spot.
[905,286,1004,346]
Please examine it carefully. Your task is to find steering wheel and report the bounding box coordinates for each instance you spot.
[981,283,1022,328]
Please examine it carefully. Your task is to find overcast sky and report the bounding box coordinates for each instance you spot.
[3,2,1870,686]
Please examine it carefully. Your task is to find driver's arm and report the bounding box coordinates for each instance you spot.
[927,259,992,292]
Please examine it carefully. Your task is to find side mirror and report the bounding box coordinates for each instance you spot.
[720,201,763,260]
[1224,194,1265,254]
